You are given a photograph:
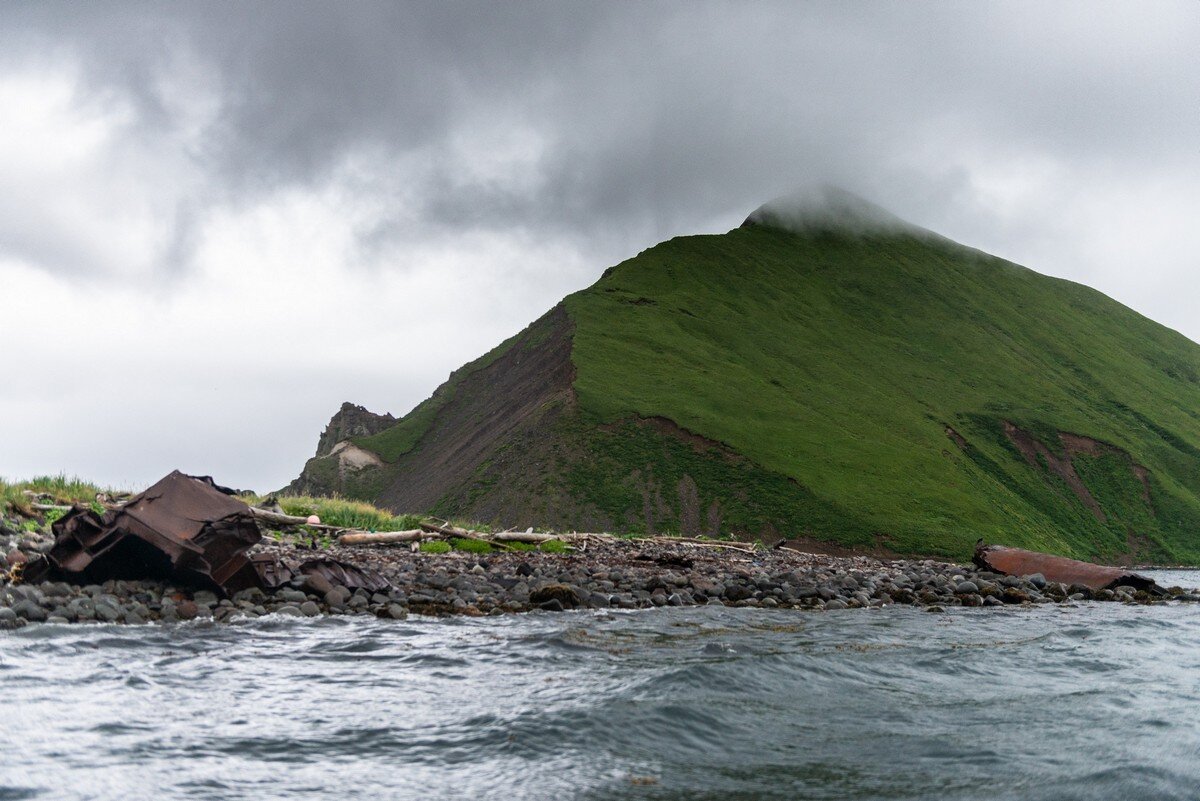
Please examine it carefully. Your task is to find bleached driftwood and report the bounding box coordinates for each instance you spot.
[417,520,516,550]
[337,529,425,545]
[630,536,758,554]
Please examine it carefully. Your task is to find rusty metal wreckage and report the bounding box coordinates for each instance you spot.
[22,470,388,595]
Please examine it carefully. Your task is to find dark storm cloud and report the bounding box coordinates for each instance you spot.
[3,1,1198,273]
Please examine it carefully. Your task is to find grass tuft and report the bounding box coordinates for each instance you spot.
[1,475,108,515]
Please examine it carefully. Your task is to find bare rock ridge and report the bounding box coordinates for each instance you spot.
[315,402,396,458]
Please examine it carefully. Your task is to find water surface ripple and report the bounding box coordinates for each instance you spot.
[4,572,1200,800]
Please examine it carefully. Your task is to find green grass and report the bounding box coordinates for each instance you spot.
[449,537,493,553]
[557,224,1200,560]
[239,493,422,532]
[1,475,108,515]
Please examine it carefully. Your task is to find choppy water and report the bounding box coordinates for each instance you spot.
[3,569,1200,801]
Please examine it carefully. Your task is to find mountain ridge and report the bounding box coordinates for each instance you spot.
[290,194,1200,562]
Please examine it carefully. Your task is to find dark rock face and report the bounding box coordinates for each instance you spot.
[315,403,396,458]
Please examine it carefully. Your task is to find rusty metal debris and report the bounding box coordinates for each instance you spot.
[295,559,390,593]
[25,471,265,594]
[23,471,393,599]
[974,542,1159,592]
[254,557,391,593]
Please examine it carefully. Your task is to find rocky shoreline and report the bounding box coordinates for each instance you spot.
[4,526,1200,628]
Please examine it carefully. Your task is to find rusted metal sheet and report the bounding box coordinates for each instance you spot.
[296,558,390,593]
[26,471,263,595]
[249,558,390,593]
[974,543,1157,592]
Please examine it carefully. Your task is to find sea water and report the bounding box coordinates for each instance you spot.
[3,569,1199,801]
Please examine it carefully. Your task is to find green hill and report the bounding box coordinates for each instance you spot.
[290,190,1200,563]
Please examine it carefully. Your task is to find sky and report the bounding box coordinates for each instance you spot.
[2,1,1198,492]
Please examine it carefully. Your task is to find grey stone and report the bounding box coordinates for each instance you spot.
[275,605,304,616]
[955,581,979,594]
[233,588,267,604]
[94,603,121,622]
[301,573,334,596]
[299,601,320,617]
[386,604,408,620]
[324,588,350,608]
[13,599,48,622]
[42,582,72,598]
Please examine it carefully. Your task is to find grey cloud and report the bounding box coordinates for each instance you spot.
[6,1,1199,275]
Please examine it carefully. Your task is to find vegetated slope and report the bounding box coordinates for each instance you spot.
[291,196,1200,562]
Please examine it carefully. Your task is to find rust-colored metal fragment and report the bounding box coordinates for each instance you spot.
[25,471,263,595]
[974,543,1158,592]
[295,558,391,593]
[248,557,390,593]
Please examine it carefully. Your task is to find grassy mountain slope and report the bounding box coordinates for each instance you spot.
[565,224,1200,559]
[292,201,1200,562]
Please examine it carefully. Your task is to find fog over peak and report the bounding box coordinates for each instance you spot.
[743,186,931,238]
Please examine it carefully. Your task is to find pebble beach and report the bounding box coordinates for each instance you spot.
[3,523,1197,627]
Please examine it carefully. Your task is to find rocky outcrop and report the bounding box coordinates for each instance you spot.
[286,403,395,496]
[315,403,396,458]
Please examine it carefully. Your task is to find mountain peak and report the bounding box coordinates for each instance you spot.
[742,186,928,238]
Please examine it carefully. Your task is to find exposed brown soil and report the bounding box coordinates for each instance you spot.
[1002,421,1108,521]
[1060,431,1153,505]
[377,304,578,515]
[1001,421,1153,523]
[944,426,969,450]
[612,415,746,463]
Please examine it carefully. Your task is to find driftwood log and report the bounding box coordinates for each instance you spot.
[337,530,425,545]
[247,507,350,532]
